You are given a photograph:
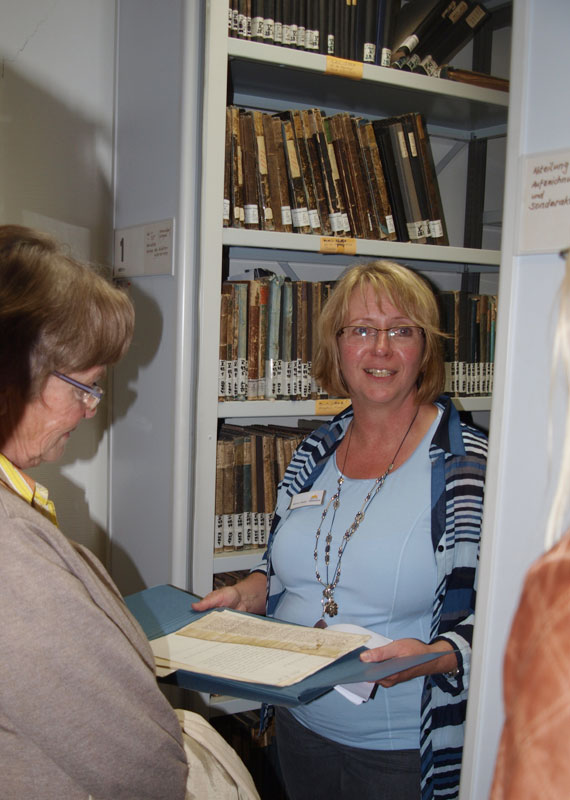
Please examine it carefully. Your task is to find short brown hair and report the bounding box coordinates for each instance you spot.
[313,260,446,405]
[0,225,134,398]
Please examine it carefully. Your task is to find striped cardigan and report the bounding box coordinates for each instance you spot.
[253,396,487,799]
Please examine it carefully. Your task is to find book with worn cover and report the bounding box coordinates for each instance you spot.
[390,0,452,65]
[126,584,450,707]
[328,115,360,238]
[407,112,449,245]
[435,65,508,91]
[371,119,409,242]
[279,117,312,233]
[356,119,396,240]
[239,109,261,229]
[300,109,333,235]
[252,110,276,231]
[413,2,489,77]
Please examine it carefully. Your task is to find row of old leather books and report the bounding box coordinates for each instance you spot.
[219,277,497,401]
[219,275,337,401]
[226,1,506,92]
[214,421,318,552]
[440,290,497,397]
[227,0,399,65]
[224,106,449,245]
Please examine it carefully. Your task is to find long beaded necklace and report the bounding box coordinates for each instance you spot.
[314,407,420,618]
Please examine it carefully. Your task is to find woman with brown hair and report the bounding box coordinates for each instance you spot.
[0,225,189,799]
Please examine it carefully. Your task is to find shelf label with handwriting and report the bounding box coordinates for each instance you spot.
[325,56,364,81]
[320,236,357,255]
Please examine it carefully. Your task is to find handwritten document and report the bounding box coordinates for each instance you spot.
[150,610,370,687]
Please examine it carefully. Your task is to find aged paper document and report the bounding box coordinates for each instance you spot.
[150,610,370,687]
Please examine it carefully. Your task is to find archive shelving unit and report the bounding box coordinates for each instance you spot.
[192,0,509,594]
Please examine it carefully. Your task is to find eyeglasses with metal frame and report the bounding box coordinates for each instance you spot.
[52,371,104,410]
[337,325,425,345]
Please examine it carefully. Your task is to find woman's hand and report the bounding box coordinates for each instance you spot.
[191,571,267,615]
[360,637,458,688]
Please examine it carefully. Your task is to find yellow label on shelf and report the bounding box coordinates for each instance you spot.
[325,56,364,81]
[315,398,351,415]
[320,236,357,254]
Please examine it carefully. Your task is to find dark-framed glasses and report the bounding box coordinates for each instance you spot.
[52,371,104,410]
[337,325,424,345]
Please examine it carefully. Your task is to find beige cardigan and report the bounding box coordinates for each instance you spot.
[0,483,188,799]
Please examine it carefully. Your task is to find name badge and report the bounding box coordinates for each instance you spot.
[289,490,325,509]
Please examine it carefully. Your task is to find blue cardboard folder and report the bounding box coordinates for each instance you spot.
[125,584,444,707]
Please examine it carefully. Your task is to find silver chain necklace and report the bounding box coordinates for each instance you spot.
[314,408,420,618]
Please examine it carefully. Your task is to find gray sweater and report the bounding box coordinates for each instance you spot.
[0,484,188,799]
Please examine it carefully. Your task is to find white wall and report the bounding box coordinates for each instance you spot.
[0,0,117,562]
[460,1,570,797]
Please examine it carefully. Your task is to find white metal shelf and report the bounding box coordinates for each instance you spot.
[228,38,508,135]
[219,396,492,418]
[223,228,501,267]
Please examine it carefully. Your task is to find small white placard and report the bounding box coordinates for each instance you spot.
[113,219,174,277]
[518,149,570,254]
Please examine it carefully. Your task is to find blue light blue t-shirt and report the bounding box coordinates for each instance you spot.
[272,410,440,750]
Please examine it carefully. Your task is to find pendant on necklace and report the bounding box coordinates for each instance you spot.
[322,586,338,617]
[324,599,338,617]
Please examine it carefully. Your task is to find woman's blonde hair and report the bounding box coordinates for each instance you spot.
[0,225,134,399]
[312,260,446,405]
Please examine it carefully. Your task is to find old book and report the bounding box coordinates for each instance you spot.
[279,118,312,233]
[300,109,333,235]
[308,108,347,236]
[310,281,322,398]
[356,0,379,63]
[223,107,232,227]
[391,0,452,65]
[413,2,490,77]
[228,106,244,228]
[375,0,399,65]
[233,280,249,400]
[322,115,351,235]
[241,432,254,548]
[407,112,449,245]
[328,115,361,237]
[279,110,323,233]
[265,273,284,399]
[220,437,236,551]
[229,0,239,38]
[261,113,289,232]
[344,113,381,239]
[214,439,225,553]
[218,284,231,400]
[435,65,509,91]
[251,0,265,41]
[356,119,396,240]
[396,0,470,71]
[279,279,294,399]
[438,289,460,394]
[371,119,413,243]
[252,110,276,231]
[239,109,261,229]
[232,432,245,549]
[258,278,270,400]
[387,118,430,243]
[296,280,310,399]
[398,113,434,243]
[247,279,261,399]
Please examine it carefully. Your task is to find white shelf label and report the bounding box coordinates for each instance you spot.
[518,149,570,254]
[113,218,174,277]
